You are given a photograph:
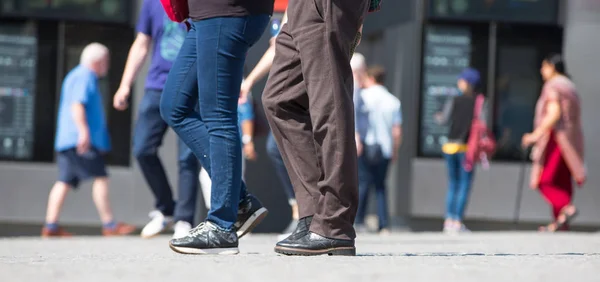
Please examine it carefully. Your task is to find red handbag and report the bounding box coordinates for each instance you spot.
[464,94,496,172]
[160,0,190,25]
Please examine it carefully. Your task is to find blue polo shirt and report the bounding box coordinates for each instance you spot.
[55,65,111,152]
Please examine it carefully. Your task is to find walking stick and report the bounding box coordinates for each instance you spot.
[512,147,530,230]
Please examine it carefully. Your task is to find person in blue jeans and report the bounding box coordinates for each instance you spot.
[160,0,273,255]
[353,65,403,234]
[443,153,474,233]
[113,0,199,239]
[435,68,482,233]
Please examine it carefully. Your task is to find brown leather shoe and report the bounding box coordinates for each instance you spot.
[41,227,74,237]
[102,222,136,236]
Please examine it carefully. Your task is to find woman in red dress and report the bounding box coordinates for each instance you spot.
[522,54,586,232]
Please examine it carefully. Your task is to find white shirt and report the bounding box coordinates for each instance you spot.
[355,85,402,159]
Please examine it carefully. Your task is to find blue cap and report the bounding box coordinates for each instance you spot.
[270,19,282,38]
[458,68,481,87]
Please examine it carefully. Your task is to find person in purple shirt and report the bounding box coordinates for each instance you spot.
[113,0,199,239]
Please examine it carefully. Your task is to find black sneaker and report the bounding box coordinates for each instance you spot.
[169,221,239,255]
[235,194,268,238]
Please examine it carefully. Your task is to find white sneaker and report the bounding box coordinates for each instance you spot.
[458,224,471,233]
[443,222,457,234]
[172,221,193,239]
[140,210,173,239]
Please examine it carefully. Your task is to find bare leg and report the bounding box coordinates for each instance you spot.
[92,177,114,224]
[45,182,71,223]
[290,201,299,221]
[556,204,578,231]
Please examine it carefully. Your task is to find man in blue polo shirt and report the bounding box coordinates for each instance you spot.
[42,43,136,237]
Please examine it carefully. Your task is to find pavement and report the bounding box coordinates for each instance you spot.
[1,232,599,282]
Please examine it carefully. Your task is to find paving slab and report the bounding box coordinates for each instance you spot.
[1,232,599,282]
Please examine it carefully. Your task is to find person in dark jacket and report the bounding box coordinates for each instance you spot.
[435,68,482,234]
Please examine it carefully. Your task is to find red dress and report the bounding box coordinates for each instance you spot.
[538,131,573,224]
[532,76,585,229]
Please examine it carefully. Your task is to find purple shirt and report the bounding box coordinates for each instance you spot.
[137,0,187,91]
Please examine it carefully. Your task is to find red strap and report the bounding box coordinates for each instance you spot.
[473,94,485,120]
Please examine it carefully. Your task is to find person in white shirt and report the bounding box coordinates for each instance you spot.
[354,66,402,234]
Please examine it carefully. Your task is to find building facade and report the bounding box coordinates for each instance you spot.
[357,0,600,229]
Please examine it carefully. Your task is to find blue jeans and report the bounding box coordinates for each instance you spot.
[133,90,199,224]
[160,15,270,231]
[355,155,390,230]
[444,152,474,221]
[266,132,296,203]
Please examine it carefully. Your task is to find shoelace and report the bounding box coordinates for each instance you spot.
[189,222,208,236]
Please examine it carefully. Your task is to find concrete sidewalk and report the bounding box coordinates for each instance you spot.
[1,232,599,282]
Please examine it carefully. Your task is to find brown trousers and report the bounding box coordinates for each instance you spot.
[262,0,369,240]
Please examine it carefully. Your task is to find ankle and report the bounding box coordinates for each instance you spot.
[45,222,60,231]
[103,220,117,230]
[290,203,299,220]
[564,205,577,214]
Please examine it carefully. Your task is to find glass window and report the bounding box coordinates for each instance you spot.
[492,24,563,160]
[0,20,41,161]
[0,20,134,165]
[418,23,488,157]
